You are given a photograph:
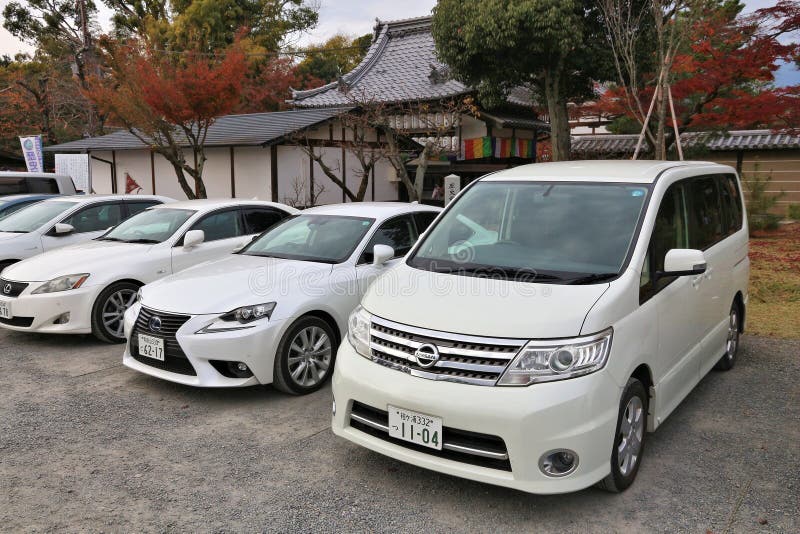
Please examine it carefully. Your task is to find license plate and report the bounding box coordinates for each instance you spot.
[137,334,165,361]
[388,405,443,450]
[0,300,11,320]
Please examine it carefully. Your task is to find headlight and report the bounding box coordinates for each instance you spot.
[348,305,372,358]
[32,274,90,295]
[497,328,613,386]
[196,302,276,334]
[136,288,143,302]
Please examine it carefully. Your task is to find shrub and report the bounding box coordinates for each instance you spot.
[743,163,785,235]
[788,204,800,221]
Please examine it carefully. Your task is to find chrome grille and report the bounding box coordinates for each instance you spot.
[369,316,525,386]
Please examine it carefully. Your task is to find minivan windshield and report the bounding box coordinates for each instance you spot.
[0,200,78,233]
[243,215,375,264]
[100,208,195,244]
[408,181,650,283]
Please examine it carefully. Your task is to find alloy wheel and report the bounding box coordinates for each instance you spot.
[287,325,332,387]
[102,289,137,339]
[726,308,739,360]
[617,396,645,476]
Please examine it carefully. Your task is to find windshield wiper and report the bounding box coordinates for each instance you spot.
[98,236,123,242]
[122,238,160,244]
[0,230,27,233]
[564,273,618,285]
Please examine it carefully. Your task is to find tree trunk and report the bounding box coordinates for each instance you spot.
[414,142,433,199]
[543,67,571,162]
[166,159,198,199]
[654,76,668,160]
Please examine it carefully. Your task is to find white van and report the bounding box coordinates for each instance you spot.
[0,172,78,196]
[332,161,749,494]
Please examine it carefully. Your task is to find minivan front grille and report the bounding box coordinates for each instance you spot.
[368,316,525,386]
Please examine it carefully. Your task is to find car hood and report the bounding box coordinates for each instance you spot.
[361,263,610,339]
[141,254,334,315]
[2,240,156,282]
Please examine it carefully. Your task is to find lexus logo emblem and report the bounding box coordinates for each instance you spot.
[3,284,11,295]
[148,316,162,333]
[414,343,440,369]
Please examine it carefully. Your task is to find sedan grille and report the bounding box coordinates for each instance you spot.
[368,316,525,386]
[0,278,29,298]
[130,307,196,376]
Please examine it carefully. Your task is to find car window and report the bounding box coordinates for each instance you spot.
[0,176,27,195]
[189,209,241,242]
[0,200,79,233]
[640,182,690,302]
[27,178,59,194]
[126,201,161,218]
[103,208,195,243]
[413,211,439,235]
[62,202,124,233]
[687,176,724,250]
[360,215,416,263]
[718,174,743,236]
[242,208,286,234]
[0,200,36,220]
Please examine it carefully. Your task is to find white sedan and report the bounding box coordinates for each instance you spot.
[0,194,172,273]
[123,202,441,394]
[0,199,296,342]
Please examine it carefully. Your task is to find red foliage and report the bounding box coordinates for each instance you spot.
[236,57,322,113]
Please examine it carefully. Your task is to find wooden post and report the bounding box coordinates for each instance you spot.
[150,150,156,194]
[309,150,314,207]
[341,127,347,202]
[230,146,236,198]
[270,144,279,202]
[111,150,117,194]
[736,150,744,176]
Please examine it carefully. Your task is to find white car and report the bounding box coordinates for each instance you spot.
[123,202,441,394]
[0,199,296,342]
[332,161,750,494]
[0,194,171,273]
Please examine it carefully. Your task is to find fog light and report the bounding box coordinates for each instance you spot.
[237,362,248,372]
[539,449,579,477]
[53,313,70,325]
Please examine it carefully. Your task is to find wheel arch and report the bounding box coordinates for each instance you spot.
[733,291,745,333]
[630,363,656,432]
[300,309,342,347]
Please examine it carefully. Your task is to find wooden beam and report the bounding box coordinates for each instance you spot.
[270,144,279,202]
[309,149,314,207]
[111,150,118,194]
[230,146,236,198]
[150,150,156,194]
[341,127,347,202]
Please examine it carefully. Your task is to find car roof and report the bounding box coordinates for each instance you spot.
[481,160,736,184]
[0,172,71,179]
[0,194,56,203]
[302,202,441,218]
[150,199,298,212]
[46,194,173,203]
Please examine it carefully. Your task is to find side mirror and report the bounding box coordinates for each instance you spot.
[54,223,74,235]
[658,249,707,278]
[183,229,205,249]
[372,244,395,266]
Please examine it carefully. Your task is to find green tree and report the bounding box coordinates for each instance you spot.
[432,0,610,161]
[296,33,372,84]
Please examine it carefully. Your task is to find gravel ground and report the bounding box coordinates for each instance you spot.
[0,330,797,533]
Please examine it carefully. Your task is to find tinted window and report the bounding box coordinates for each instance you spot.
[640,182,689,302]
[687,177,724,250]
[63,202,124,233]
[27,178,59,194]
[103,208,195,243]
[361,215,416,263]
[190,209,241,242]
[242,208,286,234]
[126,201,161,217]
[0,177,27,195]
[0,200,78,233]
[0,200,37,220]
[718,174,743,235]
[413,211,439,234]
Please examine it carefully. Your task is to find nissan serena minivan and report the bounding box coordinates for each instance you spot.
[332,161,749,494]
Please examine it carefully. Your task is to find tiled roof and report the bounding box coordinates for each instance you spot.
[571,130,800,154]
[44,107,353,152]
[291,17,534,109]
[481,111,550,132]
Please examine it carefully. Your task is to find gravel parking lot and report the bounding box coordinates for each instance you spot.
[0,330,797,533]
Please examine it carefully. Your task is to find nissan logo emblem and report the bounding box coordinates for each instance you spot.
[414,343,440,369]
[148,316,162,333]
[2,284,11,295]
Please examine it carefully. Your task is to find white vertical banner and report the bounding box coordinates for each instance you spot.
[55,154,91,193]
[444,174,461,206]
[19,135,44,173]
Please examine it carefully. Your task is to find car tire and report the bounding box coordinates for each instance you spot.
[714,301,741,371]
[91,281,140,344]
[272,316,336,395]
[597,378,648,493]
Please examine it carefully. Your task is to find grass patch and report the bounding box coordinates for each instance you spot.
[747,222,800,338]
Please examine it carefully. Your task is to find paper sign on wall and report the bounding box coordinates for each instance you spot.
[55,154,91,193]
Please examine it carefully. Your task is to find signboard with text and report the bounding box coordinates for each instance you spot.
[19,135,44,173]
[444,174,461,205]
[55,154,91,193]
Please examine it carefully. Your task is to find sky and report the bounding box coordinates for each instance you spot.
[0,0,797,85]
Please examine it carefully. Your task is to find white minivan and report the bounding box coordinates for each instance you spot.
[332,161,749,494]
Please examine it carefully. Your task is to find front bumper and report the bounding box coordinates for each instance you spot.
[122,303,287,387]
[0,285,101,334]
[332,341,623,494]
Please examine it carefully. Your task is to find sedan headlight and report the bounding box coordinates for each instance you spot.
[348,305,372,358]
[497,328,613,386]
[196,302,276,334]
[32,274,90,295]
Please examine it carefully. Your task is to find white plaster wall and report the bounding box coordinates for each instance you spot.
[233,147,270,200]
[200,147,233,199]
[460,116,488,139]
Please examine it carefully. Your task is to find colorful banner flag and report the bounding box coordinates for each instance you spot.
[494,137,513,158]
[515,138,535,159]
[460,137,493,160]
[19,135,44,173]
